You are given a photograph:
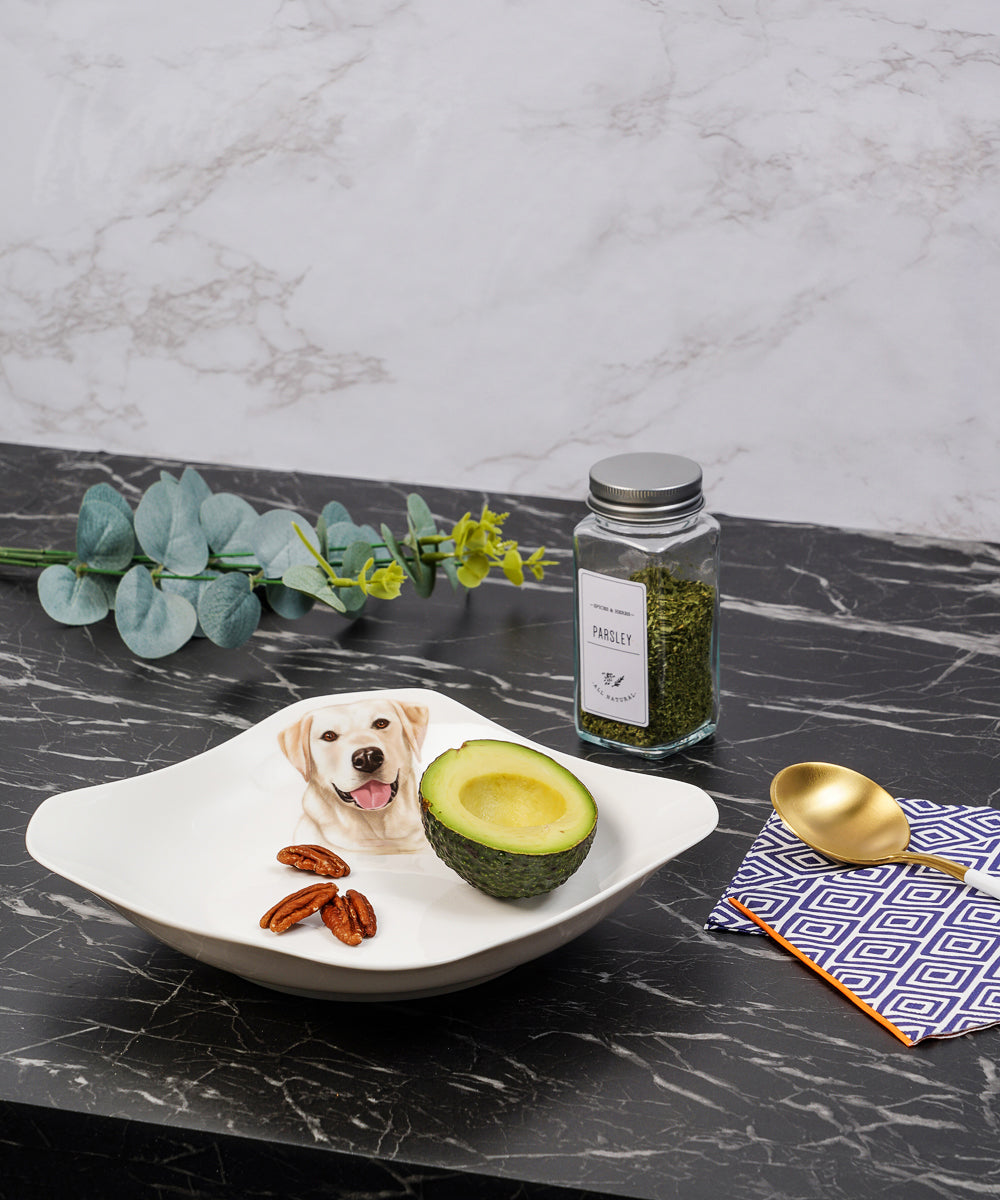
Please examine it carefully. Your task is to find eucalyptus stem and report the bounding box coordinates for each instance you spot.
[1,539,434,574]
[0,547,76,566]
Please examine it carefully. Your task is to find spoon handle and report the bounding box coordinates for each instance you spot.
[896,851,967,881]
[962,869,1000,901]
[894,852,1000,900]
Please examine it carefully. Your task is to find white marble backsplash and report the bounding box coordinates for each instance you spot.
[1,0,997,542]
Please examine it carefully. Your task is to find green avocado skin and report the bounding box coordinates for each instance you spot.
[420,800,597,899]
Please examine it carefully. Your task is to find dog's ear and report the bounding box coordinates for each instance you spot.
[394,702,430,758]
[277,713,314,780]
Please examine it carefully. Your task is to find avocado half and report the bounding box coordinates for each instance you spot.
[419,739,598,899]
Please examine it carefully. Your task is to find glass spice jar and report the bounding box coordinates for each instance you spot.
[573,452,720,758]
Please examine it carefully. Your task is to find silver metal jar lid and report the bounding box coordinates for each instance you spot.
[587,452,705,522]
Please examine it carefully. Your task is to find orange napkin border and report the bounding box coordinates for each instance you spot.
[728,897,915,1046]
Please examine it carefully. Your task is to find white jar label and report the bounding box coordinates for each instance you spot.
[577,569,648,727]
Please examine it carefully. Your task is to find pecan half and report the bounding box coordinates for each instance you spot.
[276,844,351,878]
[260,882,339,933]
[345,889,377,938]
[320,889,377,946]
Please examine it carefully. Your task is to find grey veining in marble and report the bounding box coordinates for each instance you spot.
[2,442,1000,1199]
[2,3,999,543]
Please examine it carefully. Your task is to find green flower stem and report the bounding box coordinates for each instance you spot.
[0,547,76,566]
[0,546,389,582]
[1,539,439,571]
[326,550,394,565]
[1,525,531,592]
[291,524,363,588]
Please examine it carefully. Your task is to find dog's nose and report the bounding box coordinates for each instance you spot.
[352,745,385,774]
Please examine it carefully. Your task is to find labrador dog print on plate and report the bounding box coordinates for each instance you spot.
[278,698,430,854]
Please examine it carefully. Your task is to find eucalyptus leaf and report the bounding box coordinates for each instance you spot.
[324,520,354,551]
[282,564,348,613]
[265,582,315,619]
[406,492,440,593]
[381,521,435,598]
[115,565,198,658]
[341,541,374,572]
[405,510,437,598]
[90,572,122,610]
[406,493,437,538]
[408,494,451,592]
[380,523,411,571]
[38,564,110,626]
[336,540,373,613]
[438,540,461,591]
[250,510,319,578]
[197,573,261,649]
[200,493,258,556]
[161,570,220,637]
[412,563,436,598]
[81,483,133,523]
[179,466,212,510]
[76,499,136,570]
[320,500,351,528]
[135,479,209,575]
[325,520,380,555]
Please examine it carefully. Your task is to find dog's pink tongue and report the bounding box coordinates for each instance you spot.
[351,780,394,810]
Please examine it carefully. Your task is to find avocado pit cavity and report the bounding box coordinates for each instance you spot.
[458,772,568,828]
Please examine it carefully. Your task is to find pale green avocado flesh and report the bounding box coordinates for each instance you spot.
[419,739,598,899]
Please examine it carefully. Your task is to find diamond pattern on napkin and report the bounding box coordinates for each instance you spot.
[707,799,1000,1045]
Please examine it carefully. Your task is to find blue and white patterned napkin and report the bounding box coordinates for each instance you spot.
[707,799,1000,1045]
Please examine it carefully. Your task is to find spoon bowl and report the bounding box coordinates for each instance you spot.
[770,762,1000,899]
[771,762,912,864]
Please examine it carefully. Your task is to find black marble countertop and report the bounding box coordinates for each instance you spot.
[3,442,1000,1200]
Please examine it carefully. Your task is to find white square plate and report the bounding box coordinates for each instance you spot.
[26,689,718,1001]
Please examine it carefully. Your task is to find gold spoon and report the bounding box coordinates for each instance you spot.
[770,762,1000,899]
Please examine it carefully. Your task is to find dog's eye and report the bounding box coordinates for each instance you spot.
[320,730,339,742]
[372,717,390,730]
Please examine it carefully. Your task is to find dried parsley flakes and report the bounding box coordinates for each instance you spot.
[579,564,717,751]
